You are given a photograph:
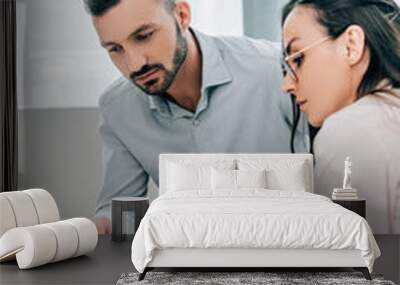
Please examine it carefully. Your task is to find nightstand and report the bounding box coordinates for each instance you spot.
[332,198,366,218]
[111,197,149,242]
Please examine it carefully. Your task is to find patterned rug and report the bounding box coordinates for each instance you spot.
[116,271,396,285]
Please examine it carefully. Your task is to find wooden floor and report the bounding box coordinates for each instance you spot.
[0,235,398,284]
[373,235,400,284]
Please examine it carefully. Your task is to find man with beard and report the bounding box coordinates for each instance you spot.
[83,0,309,234]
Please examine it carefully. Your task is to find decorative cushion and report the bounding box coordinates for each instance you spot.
[237,169,268,189]
[238,159,307,191]
[166,160,235,191]
[211,169,268,190]
[211,168,236,190]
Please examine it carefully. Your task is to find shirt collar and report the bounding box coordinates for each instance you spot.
[194,29,233,90]
[148,28,232,114]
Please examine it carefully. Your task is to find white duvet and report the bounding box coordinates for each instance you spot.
[131,189,380,273]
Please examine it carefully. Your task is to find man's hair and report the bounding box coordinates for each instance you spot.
[83,0,176,17]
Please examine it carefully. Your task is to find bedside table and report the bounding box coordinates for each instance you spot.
[332,199,366,218]
[112,197,149,242]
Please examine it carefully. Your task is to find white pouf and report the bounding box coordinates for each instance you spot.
[0,196,17,237]
[0,218,98,269]
[0,191,39,227]
[23,189,60,223]
[0,189,60,238]
[42,221,79,262]
[0,226,57,269]
[65,218,98,257]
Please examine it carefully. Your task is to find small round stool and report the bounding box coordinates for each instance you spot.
[111,197,149,242]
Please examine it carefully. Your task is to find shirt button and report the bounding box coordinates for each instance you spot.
[193,120,200,126]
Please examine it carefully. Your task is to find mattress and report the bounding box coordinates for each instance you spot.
[131,189,380,273]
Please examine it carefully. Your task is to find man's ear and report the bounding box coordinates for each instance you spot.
[342,25,366,66]
[174,1,191,32]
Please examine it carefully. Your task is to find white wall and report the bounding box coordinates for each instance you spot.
[17,0,120,110]
[189,0,243,36]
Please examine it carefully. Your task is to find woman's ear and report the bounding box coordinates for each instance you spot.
[174,1,192,32]
[342,25,366,66]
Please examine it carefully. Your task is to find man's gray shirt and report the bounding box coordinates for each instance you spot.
[96,30,309,218]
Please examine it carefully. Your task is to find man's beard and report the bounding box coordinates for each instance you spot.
[130,22,188,96]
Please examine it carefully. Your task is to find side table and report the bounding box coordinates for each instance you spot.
[112,197,149,242]
[332,198,366,218]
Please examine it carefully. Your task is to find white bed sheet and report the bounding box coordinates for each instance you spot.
[131,189,380,273]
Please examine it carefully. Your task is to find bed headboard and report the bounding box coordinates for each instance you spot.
[159,153,314,195]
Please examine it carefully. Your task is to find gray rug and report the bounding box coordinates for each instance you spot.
[116,271,396,285]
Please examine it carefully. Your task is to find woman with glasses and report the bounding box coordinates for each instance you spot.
[281,0,400,234]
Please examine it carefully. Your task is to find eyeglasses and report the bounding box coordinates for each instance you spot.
[282,36,331,82]
[388,11,399,22]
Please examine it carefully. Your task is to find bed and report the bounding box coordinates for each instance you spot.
[131,154,380,281]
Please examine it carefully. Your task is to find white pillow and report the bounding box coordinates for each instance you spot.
[166,160,235,192]
[211,168,268,190]
[166,163,209,191]
[211,168,236,190]
[237,159,307,191]
[237,169,268,189]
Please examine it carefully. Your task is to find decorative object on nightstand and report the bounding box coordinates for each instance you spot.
[332,199,366,218]
[332,157,359,200]
[112,197,149,242]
